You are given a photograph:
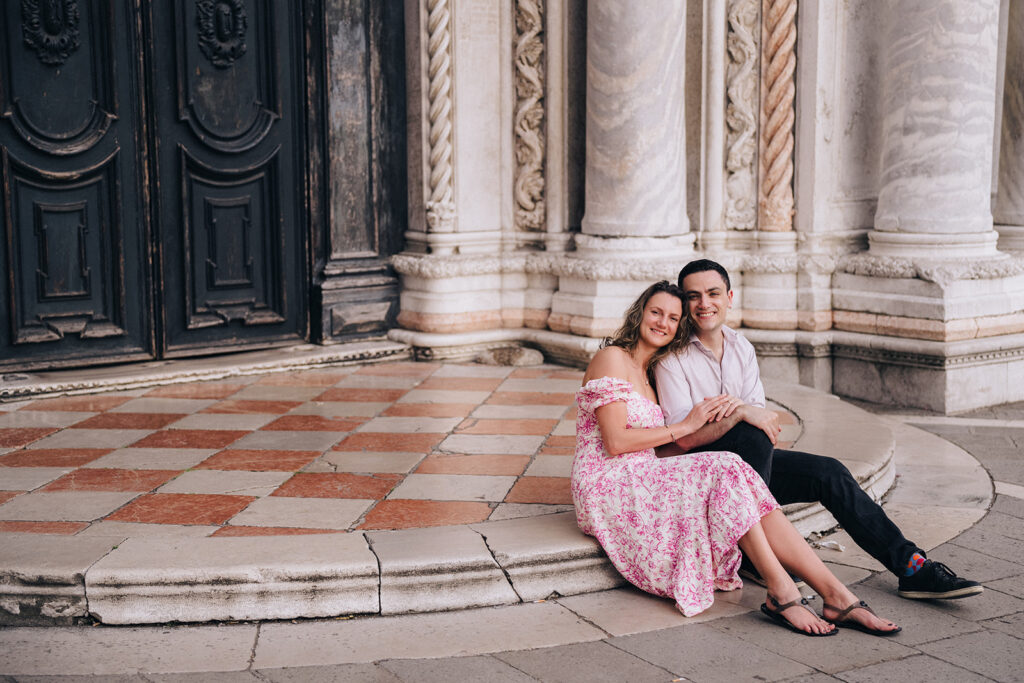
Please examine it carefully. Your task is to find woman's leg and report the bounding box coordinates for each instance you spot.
[737,521,834,634]
[758,509,899,631]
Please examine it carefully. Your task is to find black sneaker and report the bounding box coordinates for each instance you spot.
[739,556,806,589]
[898,560,983,600]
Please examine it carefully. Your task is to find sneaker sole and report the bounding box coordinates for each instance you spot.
[898,585,984,600]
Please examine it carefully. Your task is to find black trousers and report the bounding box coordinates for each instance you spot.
[699,422,918,575]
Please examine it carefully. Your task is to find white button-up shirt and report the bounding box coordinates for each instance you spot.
[654,325,765,424]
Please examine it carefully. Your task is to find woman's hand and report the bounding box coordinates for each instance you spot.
[677,394,731,434]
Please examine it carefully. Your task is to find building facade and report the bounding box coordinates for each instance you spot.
[3,0,1023,413]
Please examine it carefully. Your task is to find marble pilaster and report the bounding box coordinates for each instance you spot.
[996,0,1024,251]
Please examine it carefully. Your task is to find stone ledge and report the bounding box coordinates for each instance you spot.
[0,383,903,625]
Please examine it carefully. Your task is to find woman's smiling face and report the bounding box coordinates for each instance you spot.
[640,291,683,348]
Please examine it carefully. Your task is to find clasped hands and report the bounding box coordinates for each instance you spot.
[686,393,782,446]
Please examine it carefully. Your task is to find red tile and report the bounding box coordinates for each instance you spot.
[550,370,585,380]
[261,415,366,432]
[130,430,247,449]
[271,472,402,499]
[358,500,492,530]
[353,362,439,377]
[565,406,579,421]
[314,388,407,403]
[145,383,244,399]
[73,413,186,430]
[508,368,549,378]
[538,446,575,456]
[254,371,351,386]
[454,418,556,435]
[0,521,88,534]
[22,395,133,412]
[382,403,477,418]
[485,392,576,406]
[415,454,529,476]
[0,427,57,448]
[504,476,573,504]
[333,432,444,453]
[212,526,340,537]
[202,400,301,414]
[0,448,111,467]
[41,468,180,492]
[106,493,255,525]
[545,435,576,448]
[416,377,503,391]
[196,449,320,472]
[0,491,23,505]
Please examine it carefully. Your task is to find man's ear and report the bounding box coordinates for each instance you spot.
[727,289,734,307]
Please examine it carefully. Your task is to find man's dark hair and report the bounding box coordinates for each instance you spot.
[677,259,731,291]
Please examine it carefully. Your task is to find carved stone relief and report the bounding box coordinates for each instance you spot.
[513,0,546,231]
[724,0,759,230]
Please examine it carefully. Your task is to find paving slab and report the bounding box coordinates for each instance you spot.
[469,512,624,601]
[488,502,575,520]
[86,534,379,624]
[76,522,218,539]
[381,655,536,683]
[0,535,117,623]
[0,411,91,428]
[917,629,1024,681]
[155,470,290,497]
[258,664,402,683]
[0,624,256,676]
[167,414,277,430]
[609,621,814,683]
[387,473,516,502]
[80,448,218,470]
[226,497,371,529]
[366,525,518,614]
[985,572,1024,599]
[0,467,72,490]
[252,602,606,668]
[0,492,140,522]
[494,640,677,683]
[26,430,153,450]
[438,433,546,455]
[980,610,1024,638]
[357,416,463,433]
[314,451,424,474]
[834,653,993,683]
[228,430,345,451]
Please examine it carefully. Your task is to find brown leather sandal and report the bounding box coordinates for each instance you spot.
[823,600,901,636]
[760,595,838,637]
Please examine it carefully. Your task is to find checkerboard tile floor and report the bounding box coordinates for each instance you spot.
[0,361,798,538]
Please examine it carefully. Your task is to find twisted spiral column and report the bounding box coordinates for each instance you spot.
[425,0,455,232]
[996,0,1024,250]
[757,0,796,232]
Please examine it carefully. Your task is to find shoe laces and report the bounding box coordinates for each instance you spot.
[929,561,957,580]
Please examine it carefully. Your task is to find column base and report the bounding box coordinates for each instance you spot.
[997,224,1024,251]
[868,229,1000,258]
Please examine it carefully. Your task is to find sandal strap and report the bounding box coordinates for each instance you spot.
[823,599,876,620]
[768,595,817,618]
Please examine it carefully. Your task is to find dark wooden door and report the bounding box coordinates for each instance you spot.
[1,0,309,370]
[147,0,307,356]
[0,0,154,370]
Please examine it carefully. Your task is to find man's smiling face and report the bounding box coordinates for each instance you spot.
[681,269,733,336]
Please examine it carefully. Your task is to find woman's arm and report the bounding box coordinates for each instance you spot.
[596,395,731,456]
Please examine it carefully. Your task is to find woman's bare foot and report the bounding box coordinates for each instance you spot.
[822,599,900,634]
[764,589,835,635]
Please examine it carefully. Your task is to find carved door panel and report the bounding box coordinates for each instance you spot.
[0,1,153,370]
[147,0,306,356]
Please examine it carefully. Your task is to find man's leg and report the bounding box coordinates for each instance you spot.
[696,422,774,483]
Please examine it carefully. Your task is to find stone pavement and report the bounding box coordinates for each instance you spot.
[0,356,1020,681]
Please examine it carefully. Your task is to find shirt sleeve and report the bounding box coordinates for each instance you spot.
[737,337,766,408]
[654,353,695,424]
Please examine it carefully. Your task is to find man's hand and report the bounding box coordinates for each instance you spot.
[705,394,745,422]
[737,404,781,445]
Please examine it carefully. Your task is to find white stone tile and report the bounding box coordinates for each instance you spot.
[82,448,218,470]
[397,389,492,404]
[995,480,1024,500]
[0,622,257,675]
[156,470,291,497]
[0,410,91,428]
[0,466,71,490]
[0,491,140,521]
[227,496,372,529]
[488,503,575,521]
[253,602,605,667]
[556,587,704,635]
[525,455,573,477]
[439,433,545,455]
[332,375,425,389]
[230,385,325,401]
[77,521,218,538]
[472,404,572,419]
[430,364,513,378]
[26,429,154,450]
[316,451,425,474]
[356,416,462,433]
[497,378,584,393]
[0,400,32,412]
[289,401,390,417]
[387,473,515,502]
[109,398,216,414]
[230,430,346,451]
[167,413,276,430]
[552,419,576,436]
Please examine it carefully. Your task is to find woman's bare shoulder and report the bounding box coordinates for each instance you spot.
[584,346,630,384]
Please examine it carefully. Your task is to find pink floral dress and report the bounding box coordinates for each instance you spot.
[571,377,778,616]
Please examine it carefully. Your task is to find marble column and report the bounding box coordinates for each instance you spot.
[996,0,1024,251]
[577,0,694,258]
[871,0,1001,258]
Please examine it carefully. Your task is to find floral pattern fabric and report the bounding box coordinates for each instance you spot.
[571,376,778,616]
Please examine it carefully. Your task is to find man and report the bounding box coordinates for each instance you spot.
[653,258,982,600]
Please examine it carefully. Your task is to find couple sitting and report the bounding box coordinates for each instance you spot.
[571,259,982,636]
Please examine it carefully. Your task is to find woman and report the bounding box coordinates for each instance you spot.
[572,281,900,636]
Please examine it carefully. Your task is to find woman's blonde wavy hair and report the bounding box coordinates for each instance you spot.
[602,281,692,387]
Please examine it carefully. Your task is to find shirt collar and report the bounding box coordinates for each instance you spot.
[688,325,738,354]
